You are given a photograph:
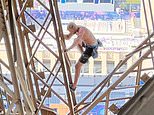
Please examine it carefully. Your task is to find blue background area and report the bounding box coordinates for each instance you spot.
[89,105,105,115]
[79,104,105,115]
[25,10,140,21]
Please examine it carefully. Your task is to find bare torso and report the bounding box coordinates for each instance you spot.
[76,26,97,46]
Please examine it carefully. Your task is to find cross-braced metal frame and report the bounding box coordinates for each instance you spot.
[0,0,154,115]
[0,0,75,114]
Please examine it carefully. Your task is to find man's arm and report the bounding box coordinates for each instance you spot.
[77,43,84,53]
[65,27,85,52]
[64,32,74,40]
[65,38,81,52]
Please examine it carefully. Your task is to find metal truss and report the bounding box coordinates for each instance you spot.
[0,0,75,114]
[77,0,154,114]
[0,0,154,115]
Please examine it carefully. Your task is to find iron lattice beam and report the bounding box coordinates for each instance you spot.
[0,0,154,115]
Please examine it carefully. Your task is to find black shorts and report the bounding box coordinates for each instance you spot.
[79,47,93,64]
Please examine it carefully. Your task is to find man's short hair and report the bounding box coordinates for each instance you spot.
[67,22,77,30]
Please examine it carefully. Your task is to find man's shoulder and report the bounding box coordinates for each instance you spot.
[78,26,87,33]
[79,26,87,30]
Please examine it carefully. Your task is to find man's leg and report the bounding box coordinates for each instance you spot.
[71,48,92,90]
[72,61,83,89]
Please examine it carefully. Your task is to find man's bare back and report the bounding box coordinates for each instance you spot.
[76,26,97,46]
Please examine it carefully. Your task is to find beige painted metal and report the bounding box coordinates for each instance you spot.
[0,0,75,114]
[76,0,154,113]
[118,76,154,115]
[0,0,24,114]
[134,63,142,94]
[105,93,110,115]
[82,40,154,114]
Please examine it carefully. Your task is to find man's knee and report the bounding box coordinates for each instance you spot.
[75,63,78,69]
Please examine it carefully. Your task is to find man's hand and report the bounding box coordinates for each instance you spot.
[64,32,74,40]
[64,49,68,52]
[64,35,69,40]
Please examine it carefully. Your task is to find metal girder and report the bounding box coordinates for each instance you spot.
[0,0,76,114]
[118,76,154,115]
[0,0,24,114]
[75,0,154,114]
[82,39,154,114]
[0,0,154,115]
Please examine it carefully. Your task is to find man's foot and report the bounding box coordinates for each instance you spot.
[69,84,76,92]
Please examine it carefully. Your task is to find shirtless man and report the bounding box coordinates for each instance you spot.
[64,22,102,91]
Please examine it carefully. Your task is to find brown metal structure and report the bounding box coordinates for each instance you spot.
[0,0,75,114]
[0,0,153,115]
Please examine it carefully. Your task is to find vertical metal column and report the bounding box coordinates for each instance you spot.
[48,0,75,114]
[0,0,24,114]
